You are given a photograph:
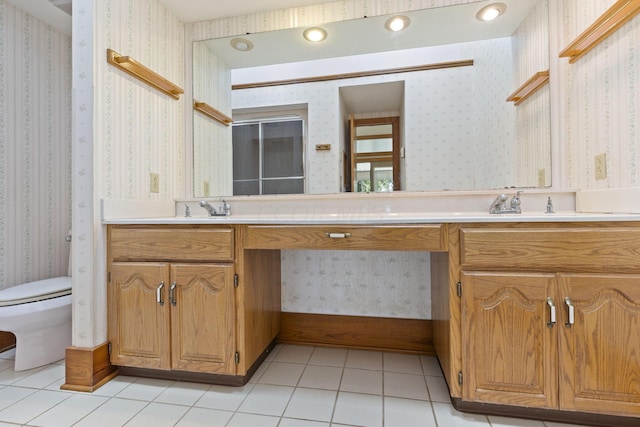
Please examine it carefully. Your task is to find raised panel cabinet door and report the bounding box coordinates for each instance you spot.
[108,262,171,370]
[559,274,640,416]
[170,264,236,374]
[461,271,558,408]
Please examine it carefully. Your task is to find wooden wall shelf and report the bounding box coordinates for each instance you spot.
[559,0,640,63]
[107,48,184,99]
[506,71,549,106]
[194,101,233,126]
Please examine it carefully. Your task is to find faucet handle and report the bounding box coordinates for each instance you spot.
[510,190,523,212]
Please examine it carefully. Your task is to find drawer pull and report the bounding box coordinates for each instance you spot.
[564,297,574,327]
[326,232,351,239]
[546,297,556,328]
[156,282,165,306]
[170,282,177,306]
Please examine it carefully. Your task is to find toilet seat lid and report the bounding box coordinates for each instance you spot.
[0,276,72,306]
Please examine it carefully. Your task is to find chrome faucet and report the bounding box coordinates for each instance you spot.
[199,199,231,217]
[489,190,522,214]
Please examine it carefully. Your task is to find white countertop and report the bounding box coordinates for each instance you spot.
[101,190,640,225]
[103,211,640,225]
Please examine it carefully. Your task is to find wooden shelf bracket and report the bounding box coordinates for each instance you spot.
[559,0,640,63]
[107,48,184,99]
[194,101,233,126]
[506,71,550,106]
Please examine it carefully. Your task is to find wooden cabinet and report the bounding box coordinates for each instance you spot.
[455,225,640,418]
[109,262,234,374]
[461,271,558,408]
[107,226,238,376]
[558,274,640,416]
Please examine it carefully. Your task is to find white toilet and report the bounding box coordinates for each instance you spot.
[0,277,72,371]
[0,234,72,371]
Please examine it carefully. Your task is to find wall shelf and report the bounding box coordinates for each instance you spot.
[559,0,640,63]
[506,71,549,106]
[194,101,233,126]
[107,48,184,99]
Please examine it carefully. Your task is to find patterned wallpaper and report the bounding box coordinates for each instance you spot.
[512,0,550,187]
[282,250,430,318]
[0,1,72,290]
[72,0,185,347]
[561,0,639,189]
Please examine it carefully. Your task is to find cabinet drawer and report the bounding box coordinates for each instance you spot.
[461,227,640,272]
[245,224,446,251]
[109,226,234,262]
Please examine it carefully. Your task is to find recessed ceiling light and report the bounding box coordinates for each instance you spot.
[476,3,507,21]
[230,37,253,52]
[303,27,327,42]
[385,15,410,32]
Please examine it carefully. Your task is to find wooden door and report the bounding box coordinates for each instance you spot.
[558,274,640,416]
[461,271,558,408]
[108,262,171,369]
[170,264,236,374]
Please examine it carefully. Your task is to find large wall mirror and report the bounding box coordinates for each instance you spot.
[193,0,550,198]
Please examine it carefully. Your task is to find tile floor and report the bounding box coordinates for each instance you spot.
[0,345,590,427]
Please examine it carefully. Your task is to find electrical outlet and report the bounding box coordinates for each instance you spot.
[203,181,210,197]
[150,173,160,193]
[594,153,607,180]
[538,169,546,188]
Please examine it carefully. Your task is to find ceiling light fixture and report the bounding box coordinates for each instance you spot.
[385,15,411,32]
[476,3,507,21]
[303,27,327,42]
[230,38,254,52]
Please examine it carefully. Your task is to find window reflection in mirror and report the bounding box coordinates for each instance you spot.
[348,117,400,192]
[232,118,305,195]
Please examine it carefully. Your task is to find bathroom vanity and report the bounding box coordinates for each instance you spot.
[100,194,640,426]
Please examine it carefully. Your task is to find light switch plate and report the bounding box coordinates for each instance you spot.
[150,173,160,193]
[594,153,607,180]
[538,169,546,188]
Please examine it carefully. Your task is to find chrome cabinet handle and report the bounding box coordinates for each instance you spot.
[546,297,556,328]
[564,297,574,327]
[170,282,177,306]
[326,232,351,239]
[156,282,165,306]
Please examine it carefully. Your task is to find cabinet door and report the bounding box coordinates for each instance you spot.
[108,262,171,370]
[170,264,235,374]
[461,271,558,408]
[559,274,640,416]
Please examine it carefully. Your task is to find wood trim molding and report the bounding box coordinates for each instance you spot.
[61,343,119,392]
[279,312,434,354]
[106,48,184,99]
[232,60,474,90]
[559,0,640,63]
[194,101,233,126]
[506,71,549,106]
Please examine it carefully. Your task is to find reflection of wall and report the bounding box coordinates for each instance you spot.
[560,0,639,190]
[512,0,550,187]
[0,2,72,289]
[233,38,515,193]
[193,42,232,196]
